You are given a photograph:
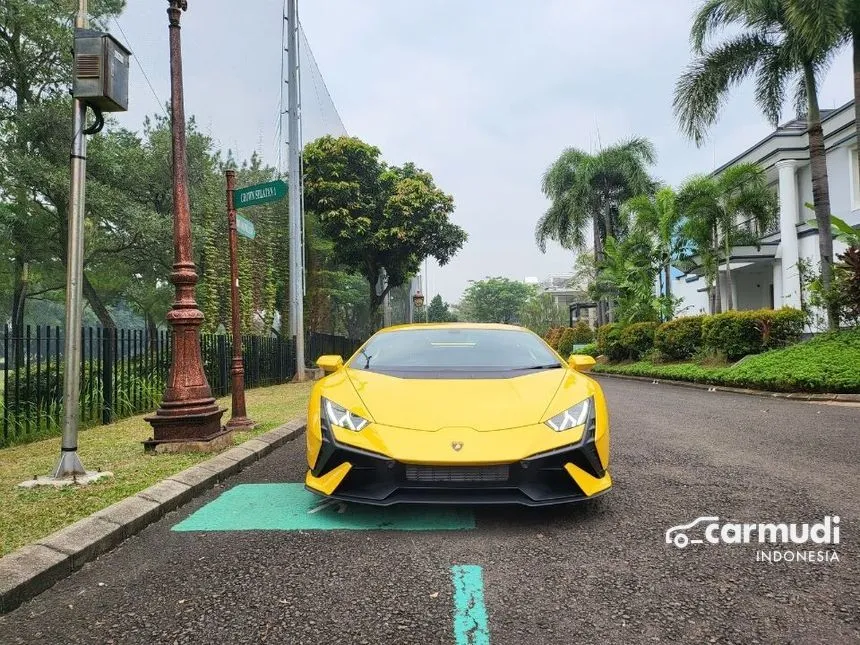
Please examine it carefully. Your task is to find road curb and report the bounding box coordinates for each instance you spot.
[591,372,860,403]
[0,418,306,615]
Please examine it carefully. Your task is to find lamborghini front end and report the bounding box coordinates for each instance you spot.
[305,393,610,506]
[304,324,612,507]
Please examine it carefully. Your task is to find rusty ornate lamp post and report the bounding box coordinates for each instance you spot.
[145,0,226,450]
[224,170,255,431]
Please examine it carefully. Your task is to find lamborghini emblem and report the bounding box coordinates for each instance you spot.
[451,441,464,451]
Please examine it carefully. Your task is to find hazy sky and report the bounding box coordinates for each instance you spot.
[116,0,854,303]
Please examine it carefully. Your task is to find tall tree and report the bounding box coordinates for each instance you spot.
[674,0,838,327]
[536,137,656,325]
[594,232,663,324]
[303,136,467,327]
[677,164,778,311]
[518,292,566,336]
[0,0,124,345]
[458,277,536,324]
[427,294,457,323]
[784,0,860,191]
[622,187,685,310]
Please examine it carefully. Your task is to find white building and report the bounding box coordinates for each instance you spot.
[536,273,597,328]
[673,100,860,325]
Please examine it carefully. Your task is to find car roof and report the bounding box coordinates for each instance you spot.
[374,322,531,334]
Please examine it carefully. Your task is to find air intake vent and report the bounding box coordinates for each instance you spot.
[405,465,510,483]
[76,55,101,78]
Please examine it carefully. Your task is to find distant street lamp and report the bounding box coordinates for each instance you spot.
[144,0,226,450]
[411,289,425,324]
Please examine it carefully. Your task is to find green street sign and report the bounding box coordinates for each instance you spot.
[236,214,256,240]
[234,179,287,209]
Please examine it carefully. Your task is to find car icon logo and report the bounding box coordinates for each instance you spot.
[665,516,720,548]
[451,441,464,451]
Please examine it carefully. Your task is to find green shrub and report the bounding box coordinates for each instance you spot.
[592,330,860,393]
[577,343,599,357]
[619,322,659,360]
[654,315,705,360]
[596,323,626,361]
[544,327,563,350]
[764,307,806,349]
[570,320,594,344]
[557,327,577,357]
[702,307,805,360]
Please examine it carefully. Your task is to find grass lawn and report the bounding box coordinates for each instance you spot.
[0,381,312,557]
[592,330,860,393]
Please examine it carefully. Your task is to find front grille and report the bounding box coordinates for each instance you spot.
[405,465,510,483]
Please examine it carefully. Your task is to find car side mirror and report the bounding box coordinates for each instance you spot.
[316,355,344,373]
[568,354,596,372]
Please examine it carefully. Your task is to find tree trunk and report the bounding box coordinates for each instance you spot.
[10,260,28,370]
[592,214,605,326]
[11,86,29,371]
[712,224,722,314]
[145,312,159,352]
[368,274,385,331]
[82,272,116,329]
[724,233,734,311]
[664,263,672,301]
[803,62,837,330]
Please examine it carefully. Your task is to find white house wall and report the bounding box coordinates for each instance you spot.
[673,276,709,316]
[734,266,773,310]
[669,101,859,324]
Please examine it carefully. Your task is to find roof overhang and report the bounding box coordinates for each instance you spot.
[679,244,777,277]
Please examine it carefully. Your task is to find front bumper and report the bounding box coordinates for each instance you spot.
[306,413,611,507]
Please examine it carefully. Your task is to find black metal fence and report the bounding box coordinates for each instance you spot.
[0,326,363,448]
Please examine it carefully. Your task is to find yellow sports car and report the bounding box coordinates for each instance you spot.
[305,323,611,506]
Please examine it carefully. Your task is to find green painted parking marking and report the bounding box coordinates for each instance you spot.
[452,565,491,645]
[171,483,475,532]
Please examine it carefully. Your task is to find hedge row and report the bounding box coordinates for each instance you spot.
[544,321,594,356]
[592,330,860,393]
[596,308,806,362]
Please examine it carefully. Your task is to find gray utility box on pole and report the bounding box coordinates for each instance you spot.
[72,29,130,112]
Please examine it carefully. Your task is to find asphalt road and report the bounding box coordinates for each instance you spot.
[1,378,858,645]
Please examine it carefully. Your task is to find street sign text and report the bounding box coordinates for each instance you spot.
[234,179,287,209]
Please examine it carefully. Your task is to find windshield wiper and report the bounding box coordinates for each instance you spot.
[359,349,373,369]
[519,363,563,370]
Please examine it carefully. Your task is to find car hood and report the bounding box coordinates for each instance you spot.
[343,367,572,431]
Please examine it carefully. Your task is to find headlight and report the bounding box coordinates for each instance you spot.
[322,397,370,432]
[544,397,591,432]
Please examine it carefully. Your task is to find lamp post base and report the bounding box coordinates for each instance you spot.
[143,405,227,453]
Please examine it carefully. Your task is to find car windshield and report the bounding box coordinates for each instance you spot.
[348,327,563,372]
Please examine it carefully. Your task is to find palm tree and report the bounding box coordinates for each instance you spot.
[680,210,722,314]
[536,138,656,325]
[594,233,662,324]
[622,187,685,312]
[677,164,778,311]
[785,0,860,189]
[674,0,838,328]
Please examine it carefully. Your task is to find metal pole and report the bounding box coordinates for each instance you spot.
[424,257,429,323]
[287,0,305,380]
[53,0,89,478]
[225,171,254,430]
